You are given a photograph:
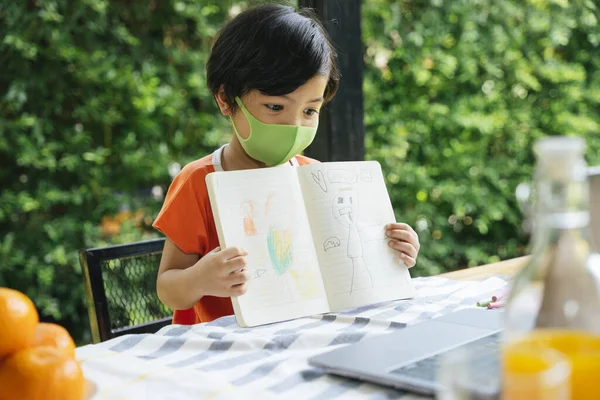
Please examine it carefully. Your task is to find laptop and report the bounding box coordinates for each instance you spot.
[308,167,600,396]
[309,308,502,396]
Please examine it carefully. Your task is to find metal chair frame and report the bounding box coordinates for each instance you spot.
[79,238,171,343]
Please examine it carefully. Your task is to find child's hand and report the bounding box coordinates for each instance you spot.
[192,246,250,297]
[385,223,420,268]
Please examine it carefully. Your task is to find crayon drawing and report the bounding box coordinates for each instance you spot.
[264,193,276,216]
[267,226,293,276]
[238,191,323,304]
[292,261,322,300]
[265,194,298,303]
[240,200,257,236]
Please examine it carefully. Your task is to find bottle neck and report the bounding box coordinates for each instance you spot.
[530,173,590,252]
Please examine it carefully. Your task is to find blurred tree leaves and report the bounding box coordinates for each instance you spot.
[363,0,600,276]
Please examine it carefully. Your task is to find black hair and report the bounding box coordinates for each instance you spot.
[207,3,340,111]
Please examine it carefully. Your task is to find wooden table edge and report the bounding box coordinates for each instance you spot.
[439,256,529,281]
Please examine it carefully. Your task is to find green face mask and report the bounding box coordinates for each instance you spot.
[229,97,317,167]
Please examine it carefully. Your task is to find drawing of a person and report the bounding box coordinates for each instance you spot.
[332,188,373,293]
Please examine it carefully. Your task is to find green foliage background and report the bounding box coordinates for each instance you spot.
[1,0,599,343]
[362,0,600,274]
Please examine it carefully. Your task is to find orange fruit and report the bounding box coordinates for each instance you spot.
[0,288,39,358]
[33,322,76,358]
[0,346,85,400]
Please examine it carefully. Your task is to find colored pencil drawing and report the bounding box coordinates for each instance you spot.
[332,188,374,293]
[266,226,293,276]
[238,191,321,303]
[291,261,322,300]
[264,193,300,303]
[264,193,276,216]
[240,200,257,236]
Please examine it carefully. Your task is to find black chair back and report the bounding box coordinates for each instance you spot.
[79,238,171,343]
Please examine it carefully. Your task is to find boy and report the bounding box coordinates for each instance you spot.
[153,4,420,325]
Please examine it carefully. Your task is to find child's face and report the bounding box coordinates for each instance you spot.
[229,75,328,140]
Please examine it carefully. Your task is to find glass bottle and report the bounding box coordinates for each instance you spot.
[503,136,600,341]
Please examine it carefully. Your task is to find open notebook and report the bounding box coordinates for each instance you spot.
[206,161,416,327]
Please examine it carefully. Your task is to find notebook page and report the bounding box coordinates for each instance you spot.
[206,167,329,327]
[297,161,416,312]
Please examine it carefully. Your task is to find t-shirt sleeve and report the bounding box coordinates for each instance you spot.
[153,168,210,255]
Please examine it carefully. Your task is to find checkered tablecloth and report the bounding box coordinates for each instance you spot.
[77,276,509,400]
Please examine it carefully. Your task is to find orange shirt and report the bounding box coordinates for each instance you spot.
[153,146,318,325]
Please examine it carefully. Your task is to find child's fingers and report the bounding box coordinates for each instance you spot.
[228,269,250,285]
[386,229,419,247]
[399,252,416,268]
[229,283,248,297]
[388,239,418,259]
[226,255,247,272]
[385,222,415,233]
[386,224,419,245]
[219,246,248,260]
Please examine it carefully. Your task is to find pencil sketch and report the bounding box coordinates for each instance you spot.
[323,236,341,252]
[327,169,357,185]
[252,269,267,279]
[360,170,372,182]
[311,170,328,193]
[332,187,373,293]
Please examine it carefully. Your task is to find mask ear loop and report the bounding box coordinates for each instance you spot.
[230,97,254,141]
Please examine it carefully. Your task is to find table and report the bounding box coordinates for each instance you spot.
[440,256,526,281]
[78,259,523,400]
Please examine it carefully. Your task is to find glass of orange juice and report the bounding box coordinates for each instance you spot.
[505,330,600,400]
[502,344,571,400]
[437,340,570,400]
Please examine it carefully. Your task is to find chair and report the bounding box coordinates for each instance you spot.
[79,238,172,343]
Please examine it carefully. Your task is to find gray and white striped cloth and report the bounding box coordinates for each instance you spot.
[77,276,508,400]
